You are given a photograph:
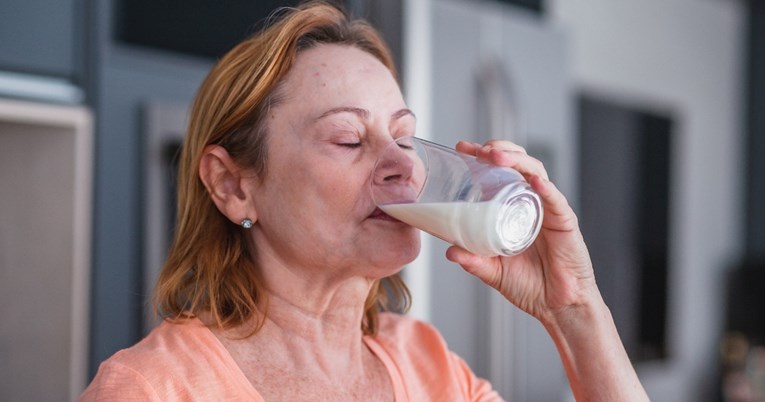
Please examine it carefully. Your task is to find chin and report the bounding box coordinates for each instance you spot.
[371,235,421,275]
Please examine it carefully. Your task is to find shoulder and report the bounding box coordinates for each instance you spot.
[374,312,450,356]
[372,313,454,370]
[370,312,502,401]
[81,318,252,401]
[79,358,161,401]
[373,312,465,377]
[100,319,213,374]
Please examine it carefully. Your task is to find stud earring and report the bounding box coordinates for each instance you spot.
[240,218,253,229]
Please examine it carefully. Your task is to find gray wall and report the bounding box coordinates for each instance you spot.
[86,1,210,376]
[0,0,216,379]
[551,0,746,399]
[0,0,82,79]
[746,0,765,259]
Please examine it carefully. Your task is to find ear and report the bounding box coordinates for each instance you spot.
[199,145,257,225]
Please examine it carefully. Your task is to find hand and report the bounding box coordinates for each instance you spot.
[448,140,650,401]
[446,140,598,323]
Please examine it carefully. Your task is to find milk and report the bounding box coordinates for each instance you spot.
[380,192,541,256]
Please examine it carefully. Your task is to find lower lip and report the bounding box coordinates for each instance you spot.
[369,212,403,223]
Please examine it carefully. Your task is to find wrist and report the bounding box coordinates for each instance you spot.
[540,289,649,401]
[538,285,626,364]
[538,282,606,331]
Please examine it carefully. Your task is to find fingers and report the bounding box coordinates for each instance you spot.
[529,175,578,232]
[455,140,481,156]
[456,138,576,233]
[456,139,527,156]
[484,139,527,154]
[482,148,549,181]
[457,139,549,181]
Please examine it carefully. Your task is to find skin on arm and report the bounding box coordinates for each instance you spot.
[446,140,650,402]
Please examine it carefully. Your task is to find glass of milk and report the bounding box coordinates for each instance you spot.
[371,137,543,256]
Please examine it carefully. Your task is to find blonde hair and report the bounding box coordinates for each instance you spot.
[154,1,410,335]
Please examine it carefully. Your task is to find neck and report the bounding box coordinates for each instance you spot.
[206,279,392,400]
[263,275,373,347]
[237,249,378,375]
[250,233,379,343]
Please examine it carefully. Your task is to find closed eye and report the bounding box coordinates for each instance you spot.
[396,138,415,150]
[337,142,361,149]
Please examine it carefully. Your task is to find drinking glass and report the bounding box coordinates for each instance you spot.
[371,136,543,256]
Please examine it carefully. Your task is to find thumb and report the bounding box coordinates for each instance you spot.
[446,246,502,289]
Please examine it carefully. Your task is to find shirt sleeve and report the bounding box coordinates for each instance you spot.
[78,361,162,402]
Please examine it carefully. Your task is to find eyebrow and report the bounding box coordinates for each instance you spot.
[316,107,416,121]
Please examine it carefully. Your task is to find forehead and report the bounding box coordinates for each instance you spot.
[281,44,399,100]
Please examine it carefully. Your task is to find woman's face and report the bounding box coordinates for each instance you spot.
[247,44,420,278]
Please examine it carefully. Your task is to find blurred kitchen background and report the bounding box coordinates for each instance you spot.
[1,0,764,400]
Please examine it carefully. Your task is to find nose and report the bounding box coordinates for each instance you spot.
[371,138,423,205]
[373,140,415,186]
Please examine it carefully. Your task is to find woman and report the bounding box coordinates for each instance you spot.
[81,1,649,401]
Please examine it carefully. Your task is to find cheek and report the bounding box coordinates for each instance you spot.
[260,171,360,226]
[316,164,369,202]
[265,146,371,215]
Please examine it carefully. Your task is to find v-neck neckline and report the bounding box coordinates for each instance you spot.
[191,317,407,401]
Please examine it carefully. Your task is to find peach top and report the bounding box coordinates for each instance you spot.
[80,313,502,401]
